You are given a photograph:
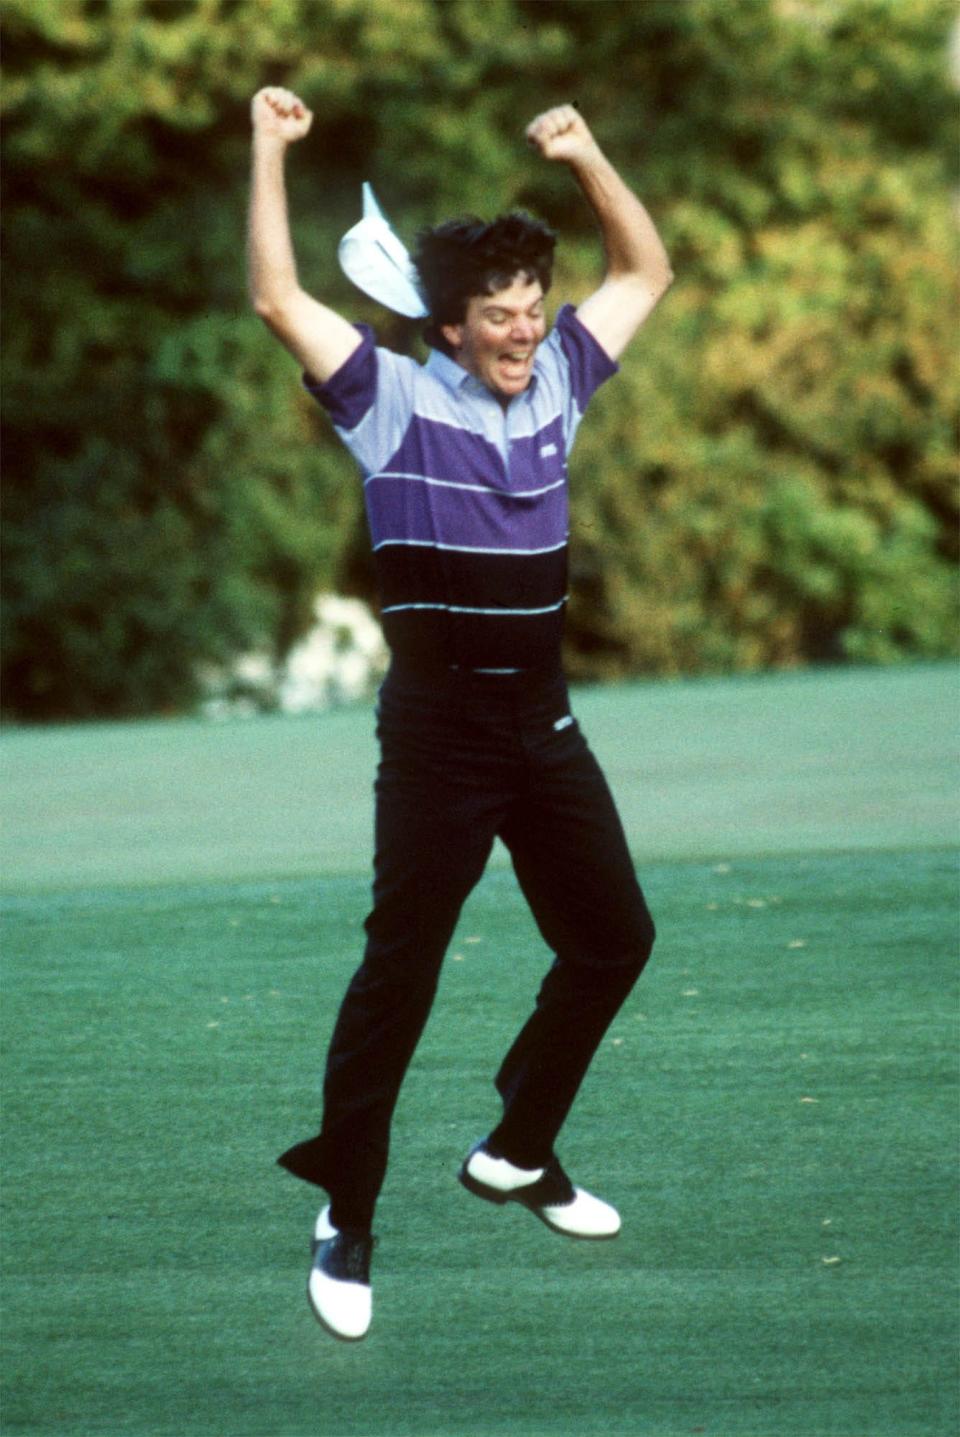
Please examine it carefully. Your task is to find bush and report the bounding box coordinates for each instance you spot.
[2,0,956,718]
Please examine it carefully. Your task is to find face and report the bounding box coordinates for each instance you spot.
[441,275,547,401]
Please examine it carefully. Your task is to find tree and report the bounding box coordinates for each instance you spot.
[2,0,956,718]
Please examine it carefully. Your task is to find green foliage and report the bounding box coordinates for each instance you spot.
[2,0,957,717]
[2,0,361,718]
[561,0,959,678]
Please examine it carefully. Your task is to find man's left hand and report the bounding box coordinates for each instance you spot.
[525,105,600,165]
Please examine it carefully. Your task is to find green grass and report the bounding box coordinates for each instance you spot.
[2,665,958,1436]
[2,663,955,892]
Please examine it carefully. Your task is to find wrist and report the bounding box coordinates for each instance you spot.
[252,130,289,158]
[566,141,608,176]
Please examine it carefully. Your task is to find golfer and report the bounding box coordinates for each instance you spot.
[248,86,673,1341]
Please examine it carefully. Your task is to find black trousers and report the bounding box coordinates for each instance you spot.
[278,661,656,1230]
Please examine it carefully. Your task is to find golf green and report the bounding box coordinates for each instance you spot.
[2,664,957,1436]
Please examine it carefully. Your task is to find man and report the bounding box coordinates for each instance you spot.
[248,86,673,1342]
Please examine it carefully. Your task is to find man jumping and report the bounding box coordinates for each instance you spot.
[248,87,673,1341]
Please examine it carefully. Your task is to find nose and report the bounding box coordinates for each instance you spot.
[510,316,536,344]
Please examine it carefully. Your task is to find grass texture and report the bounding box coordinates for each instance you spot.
[2,664,958,1437]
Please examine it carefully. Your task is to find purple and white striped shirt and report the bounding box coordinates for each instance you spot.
[303,304,618,671]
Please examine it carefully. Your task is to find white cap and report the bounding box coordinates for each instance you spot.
[337,183,429,319]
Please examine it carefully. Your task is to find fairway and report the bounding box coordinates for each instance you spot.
[2,665,958,1437]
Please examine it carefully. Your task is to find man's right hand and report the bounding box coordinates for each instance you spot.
[251,87,314,145]
[248,83,361,384]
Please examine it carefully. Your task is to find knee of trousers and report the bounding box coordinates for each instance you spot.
[590,905,656,978]
[599,944,649,1003]
[573,907,655,994]
[636,910,657,969]
[543,936,651,1014]
[347,944,444,1015]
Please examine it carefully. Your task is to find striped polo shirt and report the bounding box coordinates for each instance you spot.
[303,303,618,672]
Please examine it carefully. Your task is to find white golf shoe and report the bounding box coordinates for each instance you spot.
[458,1142,621,1239]
[307,1206,375,1341]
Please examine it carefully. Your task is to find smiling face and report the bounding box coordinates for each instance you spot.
[440,275,547,403]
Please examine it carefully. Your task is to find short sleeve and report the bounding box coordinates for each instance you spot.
[300,325,419,477]
[553,304,619,412]
[301,324,378,431]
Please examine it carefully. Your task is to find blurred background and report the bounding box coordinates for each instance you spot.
[2,0,957,722]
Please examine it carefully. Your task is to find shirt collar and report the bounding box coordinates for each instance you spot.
[425,347,473,392]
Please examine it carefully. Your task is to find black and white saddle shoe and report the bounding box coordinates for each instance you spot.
[308,1206,375,1341]
[458,1141,621,1239]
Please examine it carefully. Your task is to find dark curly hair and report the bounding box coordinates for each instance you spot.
[413,212,557,352]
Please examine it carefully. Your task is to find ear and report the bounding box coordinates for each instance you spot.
[440,322,463,352]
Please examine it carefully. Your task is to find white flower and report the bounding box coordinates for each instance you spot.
[200,593,388,717]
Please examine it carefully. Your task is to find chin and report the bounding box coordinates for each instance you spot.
[494,374,531,397]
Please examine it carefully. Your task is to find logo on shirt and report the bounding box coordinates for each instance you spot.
[540,442,558,458]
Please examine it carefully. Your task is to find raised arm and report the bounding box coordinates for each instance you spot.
[248,88,361,383]
[525,105,673,361]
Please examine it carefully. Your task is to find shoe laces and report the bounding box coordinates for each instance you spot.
[525,1156,576,1207]
[322,1230,376,1283]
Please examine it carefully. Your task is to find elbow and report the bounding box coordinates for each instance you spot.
[658,262,675,296]
[613,263,674,301]
[252,291,300,340]
[250,283,300,325]
[647,247,675,297]
[640,258,674,301]
[252,294,279,323]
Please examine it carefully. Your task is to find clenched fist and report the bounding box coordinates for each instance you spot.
[525,104,600,165]
[251,87,313,144]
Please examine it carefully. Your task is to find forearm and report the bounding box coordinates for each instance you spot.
[569,148,672,293]
[247,135,301,316]
[526,104,672,356]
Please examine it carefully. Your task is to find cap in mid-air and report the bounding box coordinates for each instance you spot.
[337,183,428,318]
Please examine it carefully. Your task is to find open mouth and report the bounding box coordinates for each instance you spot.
[498,352,532,375]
